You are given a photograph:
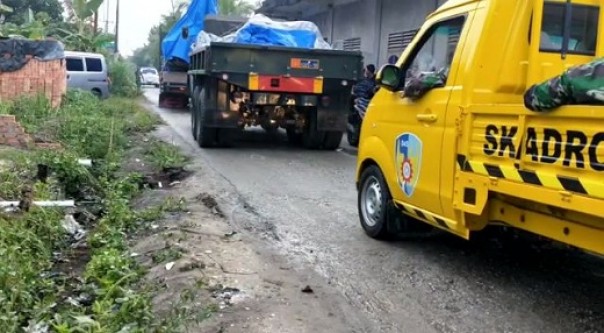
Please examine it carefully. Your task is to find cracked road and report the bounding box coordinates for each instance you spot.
[144,88,604,333]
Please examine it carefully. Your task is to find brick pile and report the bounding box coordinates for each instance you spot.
[0,57,66,108]
[0,115,33,148]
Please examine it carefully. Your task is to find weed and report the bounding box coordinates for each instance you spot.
[0,93,210,331]
[144,140,189,170]
[152,247,186,264]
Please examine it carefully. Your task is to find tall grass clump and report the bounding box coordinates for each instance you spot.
[107,58,140,98]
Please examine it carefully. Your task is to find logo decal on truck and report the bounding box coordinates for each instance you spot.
[396,133,423,197]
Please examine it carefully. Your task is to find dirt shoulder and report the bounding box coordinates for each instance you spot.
[137,116,370,332]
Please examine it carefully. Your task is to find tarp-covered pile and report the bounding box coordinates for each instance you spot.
[192,14,331,53]
[524,58,604,112]
[0,38,66,108]
[162,0,218,64]
[0,38,64,72]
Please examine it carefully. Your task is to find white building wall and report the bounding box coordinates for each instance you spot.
[302,0,448,65]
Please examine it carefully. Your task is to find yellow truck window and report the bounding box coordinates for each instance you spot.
[404,16,465,85]
[540,2,599,55]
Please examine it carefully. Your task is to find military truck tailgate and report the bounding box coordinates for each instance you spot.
[459,105,604,201]
[190,42,363,81]
[161,71,187,84]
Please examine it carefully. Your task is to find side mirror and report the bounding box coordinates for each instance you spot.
[376,64,402,91]
[181,27,189,39]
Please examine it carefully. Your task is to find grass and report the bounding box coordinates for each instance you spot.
[144,140,189,170]
[0,91,199,332]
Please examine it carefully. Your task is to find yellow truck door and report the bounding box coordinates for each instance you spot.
[377,16,469,217]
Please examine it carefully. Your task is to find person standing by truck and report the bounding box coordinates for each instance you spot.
[347,64,378,147]
[353,64,377,114]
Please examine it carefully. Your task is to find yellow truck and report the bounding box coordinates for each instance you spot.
[355,0,604,256]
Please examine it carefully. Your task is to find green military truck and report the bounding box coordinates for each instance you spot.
[187,41,364,149]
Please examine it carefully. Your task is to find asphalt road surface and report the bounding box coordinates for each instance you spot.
[144,88,603,333]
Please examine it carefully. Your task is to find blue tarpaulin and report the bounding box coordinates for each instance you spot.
[162,0,218,64]
[234,24,317,48]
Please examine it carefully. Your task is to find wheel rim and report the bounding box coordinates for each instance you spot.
[361,176,383,227]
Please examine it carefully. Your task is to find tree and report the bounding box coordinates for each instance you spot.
[129,5,188,69]
[219,0,258,16]
[2,0,63,25]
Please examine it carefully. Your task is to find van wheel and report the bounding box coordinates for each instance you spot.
[358,165,395,239]
[91,89,102,98]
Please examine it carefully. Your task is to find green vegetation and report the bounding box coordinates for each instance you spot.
[0,92,203,331]
[130,0,261,69]
[145,140,190,170]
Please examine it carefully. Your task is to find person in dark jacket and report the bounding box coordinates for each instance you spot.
[353,64,377,115]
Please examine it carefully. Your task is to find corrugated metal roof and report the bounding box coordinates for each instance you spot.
[258,0,363,18]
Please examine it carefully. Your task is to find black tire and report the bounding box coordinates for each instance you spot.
[91,89,102,99]
[261,124,278,135]
[302,110,325,149]
[347,123,360,147]
[196,88,217,148]
[323,131,343,150]
[191,86,201,140]
[358,165,395,239]
[286,127,303,146]
[216,129,237,147]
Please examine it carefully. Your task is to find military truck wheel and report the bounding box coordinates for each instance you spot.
[286,127,303,145]
[358,165,395,239]
[196,88,217,148]
[191,86,201,140]
[322,131,343,150]
[347,123,360,147]
[216,129,237,147]
[302,110,325,149]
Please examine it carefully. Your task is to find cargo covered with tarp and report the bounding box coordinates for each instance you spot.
[161,0,218,65]
[0,38,66,108]
[524,58,604,112]
[192,14,331,53]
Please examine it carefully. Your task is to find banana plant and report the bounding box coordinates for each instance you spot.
[70,0,104,34]
[0,0,12,25]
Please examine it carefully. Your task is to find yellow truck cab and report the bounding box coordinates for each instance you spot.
[356,0,604,256]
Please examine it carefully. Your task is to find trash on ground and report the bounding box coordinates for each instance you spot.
[62,214,87,241]
[301,285,314,293]
[165,262,175,271]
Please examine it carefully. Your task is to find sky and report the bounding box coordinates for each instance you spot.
[96,0,258,57]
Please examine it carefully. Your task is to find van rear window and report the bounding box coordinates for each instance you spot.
[85,58,103,72]
[540,2,599,56]
[66,57,84,72]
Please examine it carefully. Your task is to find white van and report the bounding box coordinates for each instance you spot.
[140,67,160,87]
[64,51,110,98]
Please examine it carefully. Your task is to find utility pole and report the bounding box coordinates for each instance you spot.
[105,0,110,33]
[115,0,120,54]
[93,11,98,33]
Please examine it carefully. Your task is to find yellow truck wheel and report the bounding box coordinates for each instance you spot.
[358,165,395,239]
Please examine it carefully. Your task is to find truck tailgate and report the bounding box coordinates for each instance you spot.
[161,71,187,84]
[194,42,363,80]
[460,105,604,201]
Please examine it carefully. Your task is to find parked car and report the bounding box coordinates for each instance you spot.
[65,51,110,98]
[140,67,160,87]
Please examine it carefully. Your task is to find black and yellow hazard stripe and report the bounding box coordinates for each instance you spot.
[456,154,604,198]
[395,202,451,230]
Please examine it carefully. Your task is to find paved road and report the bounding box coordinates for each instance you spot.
[144,88,604,333]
